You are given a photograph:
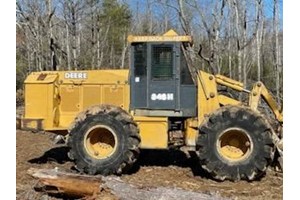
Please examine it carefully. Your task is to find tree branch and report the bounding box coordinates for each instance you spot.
[198,44,210,64]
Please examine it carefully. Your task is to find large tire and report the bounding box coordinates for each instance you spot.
[197,105,275,181]
[67,105,140,175]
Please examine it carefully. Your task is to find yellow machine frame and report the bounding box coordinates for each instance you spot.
[22,68,282,149]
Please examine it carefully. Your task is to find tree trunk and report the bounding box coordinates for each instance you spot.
[77,25,81,69]
[242,8,247,86]
[73,34,77,69]
[66,24,71,70]
[237,49,242,83]
[47,0,56,70]
[164,9,169,32]
[37,29,43,71]
[97,20,110,69]
[256,34,261,81]
[273,0,281,105]
[256,0,263,81]
[178,0,190,35]
[233,0,242,82]
[110,44,114,68]
[228,20,232,78]
[96,28,101,69]
[91,7,95,70]
[146,0,153,34]
[242,48,247,86]
[261,19,266,78]
[121,32,127,69]
[25,32,32,73]
[71,3,78,69]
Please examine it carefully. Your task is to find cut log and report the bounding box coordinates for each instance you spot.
[27,168,104,197]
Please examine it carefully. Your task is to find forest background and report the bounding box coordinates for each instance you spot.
[16,0,283,104]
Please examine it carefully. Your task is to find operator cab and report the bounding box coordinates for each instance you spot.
[128,30,196,117]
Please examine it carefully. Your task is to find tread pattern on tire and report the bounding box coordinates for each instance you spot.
[197,105,275,181]
[67,104,140,175]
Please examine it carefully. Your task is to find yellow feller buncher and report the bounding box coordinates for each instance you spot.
[20,30,283,181]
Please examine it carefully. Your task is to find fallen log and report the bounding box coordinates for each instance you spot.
[27,168,104,198]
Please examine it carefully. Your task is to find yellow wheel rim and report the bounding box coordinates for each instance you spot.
[84,125,117,159]
[217,128,253,162]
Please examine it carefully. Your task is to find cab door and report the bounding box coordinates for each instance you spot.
[148,43,178,110]
[130,43,148,108]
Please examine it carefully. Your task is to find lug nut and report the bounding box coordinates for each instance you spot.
[245,141,250,147]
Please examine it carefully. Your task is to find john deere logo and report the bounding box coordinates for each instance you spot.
[64,72,87,79]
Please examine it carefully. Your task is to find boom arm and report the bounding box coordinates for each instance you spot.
[214,74,283,123]
[249,82,283,123]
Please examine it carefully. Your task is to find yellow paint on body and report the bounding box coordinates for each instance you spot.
[218,95,241,106]
[134,116,168,149]
[197,71,220,125]
[185,119,198,146]
[23,70,130,130]
[215,74,244,92]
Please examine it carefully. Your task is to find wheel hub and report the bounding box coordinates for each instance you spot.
[84,125,117,159]
[217,128,253,162]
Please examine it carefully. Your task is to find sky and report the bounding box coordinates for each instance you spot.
[264,0,283,19]
[126,0,283,21]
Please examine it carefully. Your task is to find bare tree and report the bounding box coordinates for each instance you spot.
[226,2,234,78]
[231,0,259,85]
[120,31,128,69]
[273,0,282,105]
[46,0,58,70]
[17,1,46,71]
[182,0,226,75]
[62,0,85,69]
[255,0,264,81]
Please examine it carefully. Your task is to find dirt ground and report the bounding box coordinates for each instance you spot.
[16,127,283,200]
